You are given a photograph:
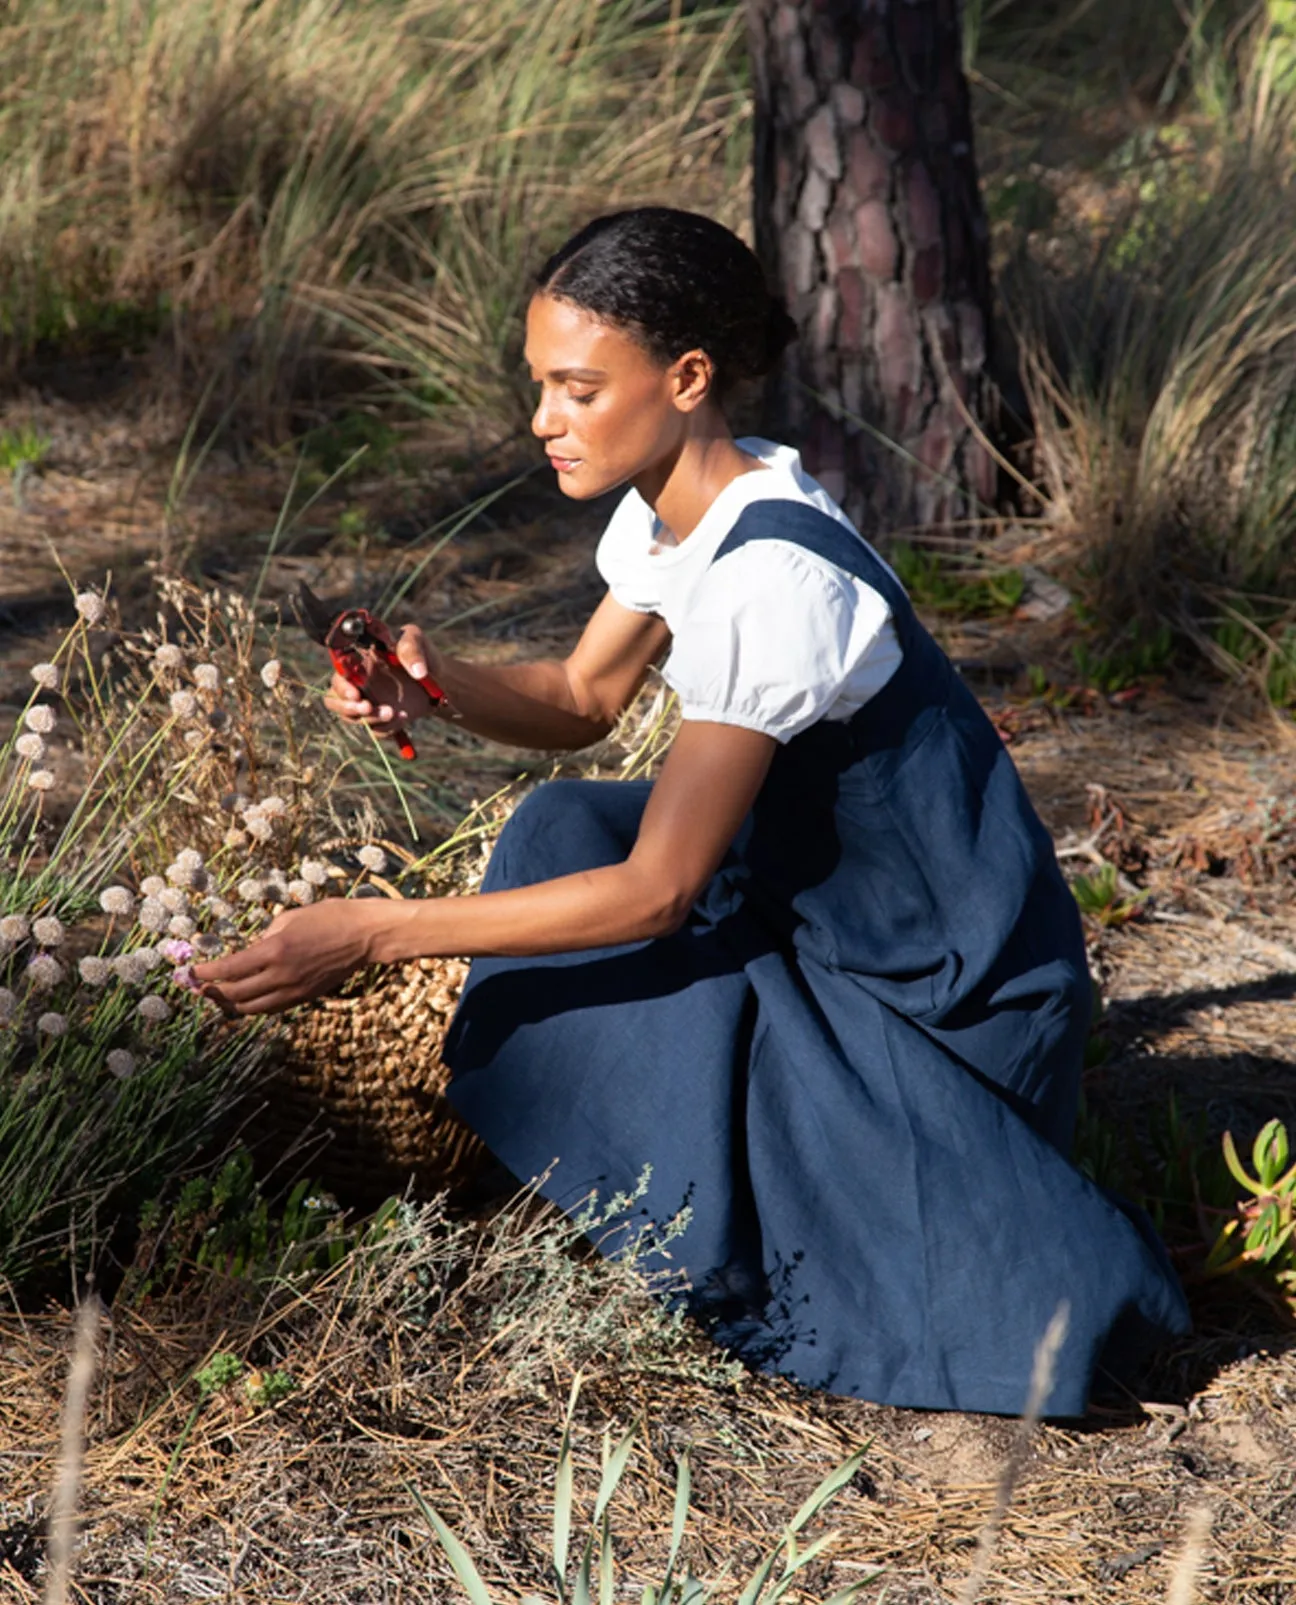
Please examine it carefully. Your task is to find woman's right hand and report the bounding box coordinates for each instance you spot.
[322,623,446,739]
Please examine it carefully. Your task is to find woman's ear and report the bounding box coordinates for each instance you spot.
[670,348,716,412]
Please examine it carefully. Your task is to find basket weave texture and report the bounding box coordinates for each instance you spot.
[258,847,489,1207]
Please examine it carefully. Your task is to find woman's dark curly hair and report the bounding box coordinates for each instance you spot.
[536,208,797,399]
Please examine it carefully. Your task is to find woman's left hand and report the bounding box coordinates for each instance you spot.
[192,902,383,1016]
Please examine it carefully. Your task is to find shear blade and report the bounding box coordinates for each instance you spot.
[293,580,338,645]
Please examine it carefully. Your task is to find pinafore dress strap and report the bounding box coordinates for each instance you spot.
[711,500,919,649]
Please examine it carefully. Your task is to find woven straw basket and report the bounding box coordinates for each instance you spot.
[256,841,491,1208]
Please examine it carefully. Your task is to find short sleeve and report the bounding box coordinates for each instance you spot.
[662,543,894,742]
[595,490,661,615]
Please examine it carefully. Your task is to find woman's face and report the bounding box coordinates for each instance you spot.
[525,292,705,500]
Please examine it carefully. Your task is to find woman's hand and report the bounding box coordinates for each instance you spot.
[192,901,387,1016]
[322,623,443,742]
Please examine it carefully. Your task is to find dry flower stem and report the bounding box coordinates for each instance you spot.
[44,1296,101,1605]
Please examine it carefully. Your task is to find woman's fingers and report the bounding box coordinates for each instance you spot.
[201,983,301,1017]
[324,672,371,719]
[323,670,400,727]
[396,623,434,682]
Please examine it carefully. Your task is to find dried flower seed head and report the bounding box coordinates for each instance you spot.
[140,875,166,898]
[158,887,189,914]
[137,994,172,1024]
[36,1011,67,1037]
[75,592,107,625]
[167,915,196,940]
[237,879,264,903]
[169,689,199,720]
[207,708,229,731]
[298,858,329,886]
[223,828,248,850]
[194,931,223,956]
[28,770,56,792]
[30,663,60,690]
[107,1049,137,1080]
[32,915,65,948]
[15,733,45,761]
[26,954,64,991]
[0,915,30,944]
[258,795,288,818]
[183,728,205,748]
[136,946,165,972]
[204,896,235,921]
[99,886,135,917]
[113,952,150,986]
[174,848,205,872]
[0,987,16,1023]
[244,810,274,842]
[357,844,388,874]
[79,956,113,986]
[137,897,169,933]
[193,663,220,691]
[260,659,282,690]
[172,964,200,993]
[288,880,315,905]
[153,643,185,672]
[24,705,56,734]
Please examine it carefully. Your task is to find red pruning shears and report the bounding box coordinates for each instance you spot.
[293,581,449,761]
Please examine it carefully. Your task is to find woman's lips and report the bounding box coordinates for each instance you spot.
[548,455,581,473]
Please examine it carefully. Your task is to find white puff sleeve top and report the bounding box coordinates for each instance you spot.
[595,438,904,743]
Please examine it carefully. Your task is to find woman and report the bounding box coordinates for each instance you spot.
[195,208,1189,1415]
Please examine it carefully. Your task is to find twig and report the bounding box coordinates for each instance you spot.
[44,1297,101,1605]
[1166,1504,1213,1605]
[954,1301,1070,1605]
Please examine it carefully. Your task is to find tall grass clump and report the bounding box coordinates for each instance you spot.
[0,0,748,433]
[1005,15,1296,692]
[0,573,405,1291]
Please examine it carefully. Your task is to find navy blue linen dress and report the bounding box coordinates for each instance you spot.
[443,501,1190,1415]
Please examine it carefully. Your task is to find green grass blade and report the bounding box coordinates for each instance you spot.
[654,1450,691,1600]
[572,1531,595,1605]
[821,1578,884,1605]
[408,1483,497,1605]
[553,1422,574,1591]
[786,1448,868,1535]
[592,1425,637,1525]
[598,1511,614,1605]
[735,1545,782,1605]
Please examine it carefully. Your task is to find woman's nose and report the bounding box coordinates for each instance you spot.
[531,390,557,439]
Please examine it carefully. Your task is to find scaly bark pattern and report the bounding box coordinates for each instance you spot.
[748,0,997,533]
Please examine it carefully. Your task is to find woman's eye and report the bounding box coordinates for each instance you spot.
[570,391,597,406]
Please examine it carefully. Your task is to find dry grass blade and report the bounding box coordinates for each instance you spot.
[43,1296,101,1605]
[1166,1504,1213,1605]
[954,1300,1070,1605]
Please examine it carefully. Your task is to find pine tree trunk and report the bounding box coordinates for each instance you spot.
[747,0,998,535]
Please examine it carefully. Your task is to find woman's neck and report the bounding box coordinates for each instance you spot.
[632,417,768,543]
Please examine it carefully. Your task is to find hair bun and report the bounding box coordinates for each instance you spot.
[761,297,798,373]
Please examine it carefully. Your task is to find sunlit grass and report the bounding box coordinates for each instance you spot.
[0,0,749,434]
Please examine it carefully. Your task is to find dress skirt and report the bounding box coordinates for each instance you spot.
[443,505,1191,1415]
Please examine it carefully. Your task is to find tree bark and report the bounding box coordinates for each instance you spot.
[747,0,998,535]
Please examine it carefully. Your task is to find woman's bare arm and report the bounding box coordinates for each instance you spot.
[191,720,777,1015]
[325,592,672,751]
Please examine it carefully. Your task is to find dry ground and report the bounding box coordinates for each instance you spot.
[1,386,1295,1603]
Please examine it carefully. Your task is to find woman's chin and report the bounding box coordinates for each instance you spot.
[553,468,613,501]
